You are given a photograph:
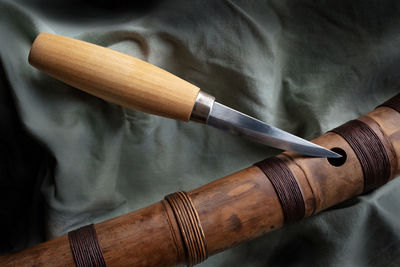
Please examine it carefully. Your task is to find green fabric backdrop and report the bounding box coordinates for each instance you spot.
[1,0,400,266]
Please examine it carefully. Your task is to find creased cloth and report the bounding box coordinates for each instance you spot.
[1,0,400,266]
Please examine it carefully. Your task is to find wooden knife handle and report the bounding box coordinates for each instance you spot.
[28,33,200,121]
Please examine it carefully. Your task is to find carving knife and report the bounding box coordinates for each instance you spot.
[28,33,340,158]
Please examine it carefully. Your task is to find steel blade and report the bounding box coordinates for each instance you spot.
[207,102,341,158]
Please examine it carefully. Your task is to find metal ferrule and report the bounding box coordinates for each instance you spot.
[190,91,215,124]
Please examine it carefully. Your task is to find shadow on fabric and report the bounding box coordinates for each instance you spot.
[0,61,55,254]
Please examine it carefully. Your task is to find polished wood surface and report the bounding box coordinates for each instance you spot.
[2,97,400,266]
[28,33,200,121]
[0,234,74,266]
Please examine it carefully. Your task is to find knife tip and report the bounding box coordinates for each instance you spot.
[323,148,343,159]
[327,151,343,158]
[306,143,343,158]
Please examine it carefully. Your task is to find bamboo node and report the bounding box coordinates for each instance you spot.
[165,191,208,267]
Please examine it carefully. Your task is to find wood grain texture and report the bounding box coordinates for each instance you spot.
[28,33,200,121]
[0,234,75,266]
[95,202,186,267]
[189,166,284,255]
[0,202,186,267]
[2,95,400,266]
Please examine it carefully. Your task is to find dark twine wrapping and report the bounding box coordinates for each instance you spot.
[254,157,305,223]
[379,92,400,113]
[68,224,106,267]
[331,120,390,193]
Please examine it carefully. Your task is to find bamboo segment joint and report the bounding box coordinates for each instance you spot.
[165,191,208,266]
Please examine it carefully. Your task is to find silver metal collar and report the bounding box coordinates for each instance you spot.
[190,91,215,123]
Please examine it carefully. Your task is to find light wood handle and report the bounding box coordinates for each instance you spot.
[28,33,200,121]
